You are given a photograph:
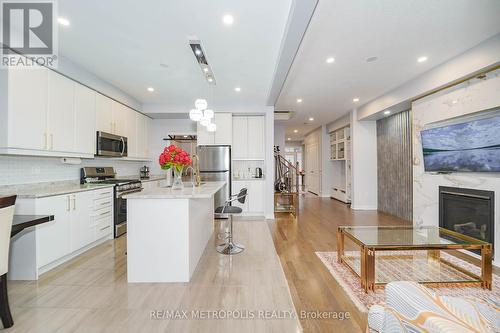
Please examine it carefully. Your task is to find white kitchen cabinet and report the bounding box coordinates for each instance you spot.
[36,195,72,268]
[231,180,265,215]
[74,84,96,155]
[125,107,138,157]
[95,93,113,134]
[70,191,95,252]
[48,70,76,153]
[197,112,232,145]
[232,117,248,158]
[136,114,150,158]
[112,101,127,136]
[231,181,250,212]
[214,113,232,145]
[247,116,265,159]
[5,67,48,151]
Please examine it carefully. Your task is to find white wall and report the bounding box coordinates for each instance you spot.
[412,69,500,265]
[350,109,378,210]
[320,125,333,198]
[357,34,500,120]
[326,112,350,133]
[274,123,286,150]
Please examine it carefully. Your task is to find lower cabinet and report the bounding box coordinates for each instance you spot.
[231,180,265,215]
[11,188,113,279]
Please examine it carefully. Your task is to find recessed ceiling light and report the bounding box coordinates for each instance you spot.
[297,98,303,103]
[326,57,335,64]
[353,98,359,102]
[207,77,213,83]
[183,135,188,138]
[384,110,391,115]
[147,87,154,92]
[417,56,428,63]
[287,138,291,141]
[222,14,234,26]
[194,48,202,56]
[309,117,314,121]
[57,17,70,26]
[234,87,241,92]
[293,129,298,133]
[452,99,458,104]
[203,67,209,72]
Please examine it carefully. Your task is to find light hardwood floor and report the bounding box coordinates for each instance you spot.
[268,194,411,333]
[5,220,301,333]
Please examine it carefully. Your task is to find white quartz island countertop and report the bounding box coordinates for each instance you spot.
[126,181,226,283]
[124,181,226,199]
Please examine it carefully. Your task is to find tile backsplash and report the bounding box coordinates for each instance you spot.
[0,156,152,186]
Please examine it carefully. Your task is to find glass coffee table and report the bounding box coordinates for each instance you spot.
[337,226,492,293]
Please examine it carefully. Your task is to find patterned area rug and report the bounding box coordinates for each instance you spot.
[316,251,500,313]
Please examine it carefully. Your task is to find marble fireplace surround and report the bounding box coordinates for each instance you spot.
[412,68,500,266]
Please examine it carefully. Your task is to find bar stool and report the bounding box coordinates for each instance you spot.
[0,195,16,329]
[215,188,248,255]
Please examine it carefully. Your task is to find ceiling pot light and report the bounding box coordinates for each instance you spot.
[189,109,203,121]
[222,14,234,26]
[200,117,211,127]
[297,98,303,103]
[353,98,359,102]
[207,77,214,83]
[293,129,298,133]
[204,109,214,119]
[147,87,154,92]
[203,67,209,73]
[417,56,428,63]
[195,99,208,110]
[384,110,391,115]
[234,87,241,92]
[207,123,217,132]
[287,138,291,141]
[452,99,458,104]
[57,17,70,26]
[309,117,314,121]
[326,57,335,64]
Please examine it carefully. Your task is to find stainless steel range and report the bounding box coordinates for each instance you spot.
[80,167,142,238]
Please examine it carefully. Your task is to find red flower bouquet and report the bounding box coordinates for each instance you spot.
[159,145,192,173]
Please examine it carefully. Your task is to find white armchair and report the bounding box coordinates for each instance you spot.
[0,195,16,329]
[368,281,499,333]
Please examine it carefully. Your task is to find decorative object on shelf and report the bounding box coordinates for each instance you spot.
[159,145,192,190]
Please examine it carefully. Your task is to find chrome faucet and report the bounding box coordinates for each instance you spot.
[183,154,201,187]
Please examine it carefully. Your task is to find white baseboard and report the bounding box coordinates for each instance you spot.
[351,205,377,211]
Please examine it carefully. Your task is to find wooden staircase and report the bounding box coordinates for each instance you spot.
[274,148,300,216]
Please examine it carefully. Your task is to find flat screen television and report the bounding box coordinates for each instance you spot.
[421,110,500,172]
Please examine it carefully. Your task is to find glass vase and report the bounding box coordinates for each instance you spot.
[172,167,184,190]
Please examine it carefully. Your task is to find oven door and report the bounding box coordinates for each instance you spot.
[96,131,128,157]
[114,188,142,238]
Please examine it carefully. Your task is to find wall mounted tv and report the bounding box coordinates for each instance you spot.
[421,109,500,173]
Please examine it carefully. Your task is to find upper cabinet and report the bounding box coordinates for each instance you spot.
[0,66,150,160]
[232,116,265,160]
[197,112,232,146]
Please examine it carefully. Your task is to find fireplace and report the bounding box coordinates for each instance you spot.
[439,186,494,255]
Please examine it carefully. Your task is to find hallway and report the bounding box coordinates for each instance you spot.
[268,194,410,332]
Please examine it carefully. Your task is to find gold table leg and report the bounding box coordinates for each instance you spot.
[337,228,344,264]
[481,244,492,290]
[365,248,375,292]
[360,246,367,292]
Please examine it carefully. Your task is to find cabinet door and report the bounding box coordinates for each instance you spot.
[74,84,96,155]
[197,122,214,145]
[125,107,137,157]
[7,67,48,150]
[231,181,249,212]
[144,117,151,157]
[248,181,265,213]
[112,101,127,136]
[232,117,247,158]
[48,71,75,152]
[36,195,71,267]
[214,113,232,145]
[95,93,113,134]
[70,191,94,252]
[247,116,265,159]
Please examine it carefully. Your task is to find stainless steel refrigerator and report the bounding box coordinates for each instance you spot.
[197,145,231,213]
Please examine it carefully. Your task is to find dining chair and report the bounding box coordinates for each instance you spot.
[0,195,16,328]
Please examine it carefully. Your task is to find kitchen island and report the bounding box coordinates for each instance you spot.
[124,181,226,283]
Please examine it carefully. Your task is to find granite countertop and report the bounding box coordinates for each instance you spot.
[0,181,114,199]
[232,177,265,181]
[124,181,226,199]
[116,174,167,182]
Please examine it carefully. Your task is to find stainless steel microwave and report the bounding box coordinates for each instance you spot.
[96,131,128,157]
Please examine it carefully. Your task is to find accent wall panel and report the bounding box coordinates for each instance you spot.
[377,110,412,221]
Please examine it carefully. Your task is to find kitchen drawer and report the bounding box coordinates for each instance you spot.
[93,196,113,210]
[95,216,113,239]
[93,188,113,198]
[92,206,112,221]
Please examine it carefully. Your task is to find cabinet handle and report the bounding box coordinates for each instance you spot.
[98,211,110,216]
[67,196,71,211]
[72,195,76,210]
[100,226,111,231]
[50,133,54,150]
[99,201,112,206]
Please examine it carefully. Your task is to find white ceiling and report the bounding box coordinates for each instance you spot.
[57,0,292,112]
[275,0,500,140]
